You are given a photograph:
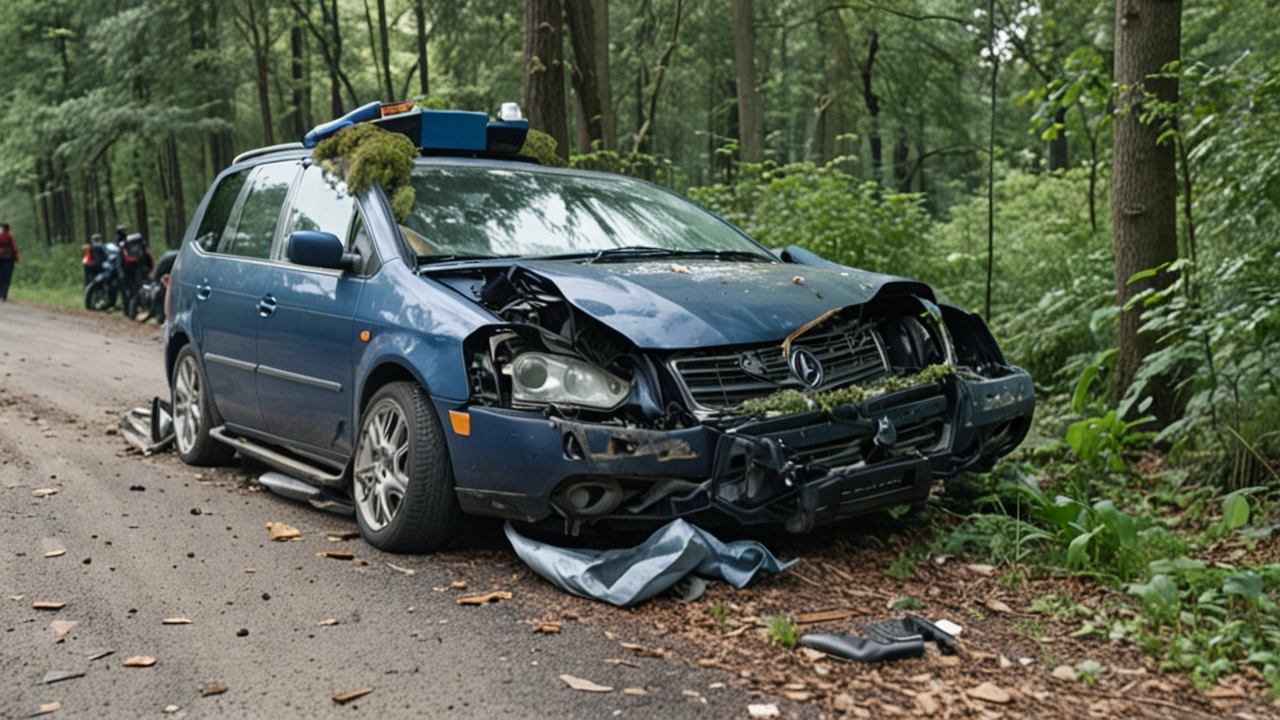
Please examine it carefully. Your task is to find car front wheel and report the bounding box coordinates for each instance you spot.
[353,382,460,553]
[171,346,235,466]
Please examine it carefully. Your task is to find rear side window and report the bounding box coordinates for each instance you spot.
[195,171,248,252]
[284,164,356,250]
[218,162,298,259]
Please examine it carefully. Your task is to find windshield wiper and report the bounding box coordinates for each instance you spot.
[416,253,517,267]
[540,246,773,264]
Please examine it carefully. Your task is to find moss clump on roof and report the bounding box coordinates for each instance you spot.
[313,123,418,222]
[736,364,954,417]
[521,128,568,167]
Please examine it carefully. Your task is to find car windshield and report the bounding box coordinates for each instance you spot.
[398,164,770,261]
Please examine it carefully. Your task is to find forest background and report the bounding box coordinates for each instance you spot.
[1,0,1279,699]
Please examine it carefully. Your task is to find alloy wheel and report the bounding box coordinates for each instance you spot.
[354,398,411,531]
[172,355,202,455]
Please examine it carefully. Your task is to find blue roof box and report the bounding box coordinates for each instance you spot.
[301,101,530,156]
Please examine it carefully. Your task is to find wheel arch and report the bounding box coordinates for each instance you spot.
[165,330,191,386]
[357,360,431,417]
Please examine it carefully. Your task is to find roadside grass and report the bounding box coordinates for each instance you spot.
[902,400,1280,698]
[6,242,85,310]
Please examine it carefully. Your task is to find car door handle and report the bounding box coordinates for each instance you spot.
[257,294,277,318]
[195,284,212,301]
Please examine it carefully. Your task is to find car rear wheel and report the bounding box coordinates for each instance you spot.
[353,382,459,553]
[171,346,235,466]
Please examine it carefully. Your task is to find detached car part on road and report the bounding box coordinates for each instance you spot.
[164,101,1034,553]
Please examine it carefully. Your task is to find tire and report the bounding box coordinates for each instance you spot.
[125,291,152,323]
[170,345,235,466]
[353,382,460,553]
[85,281,114,312]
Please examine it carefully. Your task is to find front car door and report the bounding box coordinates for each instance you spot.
[255,163,373,462]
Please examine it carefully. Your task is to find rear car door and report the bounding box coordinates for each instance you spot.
[254,163,370,460]
[194,161,299,431]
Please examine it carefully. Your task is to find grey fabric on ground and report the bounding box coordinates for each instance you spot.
[504,519,796,607]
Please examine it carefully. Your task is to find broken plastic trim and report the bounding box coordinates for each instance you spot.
[799,614,958,664]
[118,397,174,456]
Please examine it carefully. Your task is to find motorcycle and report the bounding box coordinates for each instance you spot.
[84,241,123,311]
[125,250,178,324]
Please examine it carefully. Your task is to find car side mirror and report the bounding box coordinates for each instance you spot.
[287,231,359,271]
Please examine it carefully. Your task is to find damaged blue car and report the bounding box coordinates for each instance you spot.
[164,101,1034,553]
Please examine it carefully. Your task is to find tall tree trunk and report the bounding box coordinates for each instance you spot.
[1111,0,1181,424]
[892,133,909,190]
[375,0,395,100]
[1048,106,1069,170]
[817,12,852,164]
[290,23,308,137]
[733,0,764,163]
[160,136,186,248]
[255,46,275,145]
[414,0,430,96]
[631,0,683,156]
[860,30,882,184]
[523,0,570,161]
[593,0,614,150]
[566,0,604,153]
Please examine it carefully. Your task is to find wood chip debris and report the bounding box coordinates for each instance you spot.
[670,263,691,274]
[456,591,511,605]
[35,702,62,715]
[42,671,85,684]
[32,488,59,497]
[385,562,415,576]
[326,531,359,542]
[985,599,1014,614]
[603,658,640,668]
[50,620,78,637]
[532,621,562,633]
[123,656,157,667]
[748,704,780,718]
[265,522,301,541]
[163,705,180,713]
[965,682,1012,704]
[162,617,193,625]
[315,551,354,560]
[795,609,855,624]
[44,550,66,558]
[316,619,339,627]
[623,687,647,695]
[965,563,996,576]
[201,684,228,696]
[619,642,668,658]
[87,650,114,661]
[32,601,66,611]
[449,580,468,589]
[559,674,613,692]
[332,687,374,704]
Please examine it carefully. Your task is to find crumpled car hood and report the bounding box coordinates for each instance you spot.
[505,259,934,350]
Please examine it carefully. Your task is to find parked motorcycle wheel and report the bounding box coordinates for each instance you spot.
[125,291,152,323]
[85,281,116,312]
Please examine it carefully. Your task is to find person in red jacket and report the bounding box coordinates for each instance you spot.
[0,222,17,301]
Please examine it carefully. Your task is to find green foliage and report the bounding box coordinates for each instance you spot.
[1065,411,1154,472]
[313,123,418,223]
[890,596,921,611]
[570,148,684,189]
[520,129,567,168]
[735,364,953,417]
[709,604,732,625]
[766,615,798,649]
[688,163,933,278]
[1075,659,1106,686]
[5,241,85,308]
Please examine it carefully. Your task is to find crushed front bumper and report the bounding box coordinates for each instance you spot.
[441,368,1034,532]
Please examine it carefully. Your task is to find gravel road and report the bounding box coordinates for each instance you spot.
[0,302,791,719]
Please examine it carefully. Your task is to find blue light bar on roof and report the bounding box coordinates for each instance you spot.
[300,101,530,156]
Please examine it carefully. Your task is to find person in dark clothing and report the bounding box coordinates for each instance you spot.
[121,232,152,298]
[0,222,17,301]
[83,233,105,286]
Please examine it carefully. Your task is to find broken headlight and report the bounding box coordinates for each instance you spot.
[508,352,631,410]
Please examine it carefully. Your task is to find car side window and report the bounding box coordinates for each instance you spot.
[195,170,249,252]
[284,164,356,252]
[218,162,298,259]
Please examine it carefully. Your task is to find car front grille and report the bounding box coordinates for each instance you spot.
[670,325,890,412]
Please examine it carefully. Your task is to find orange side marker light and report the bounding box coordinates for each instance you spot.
[448,411,471,437]
[360,330,371,342]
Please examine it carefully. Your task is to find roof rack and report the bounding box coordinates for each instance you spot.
[231,142,307,166]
